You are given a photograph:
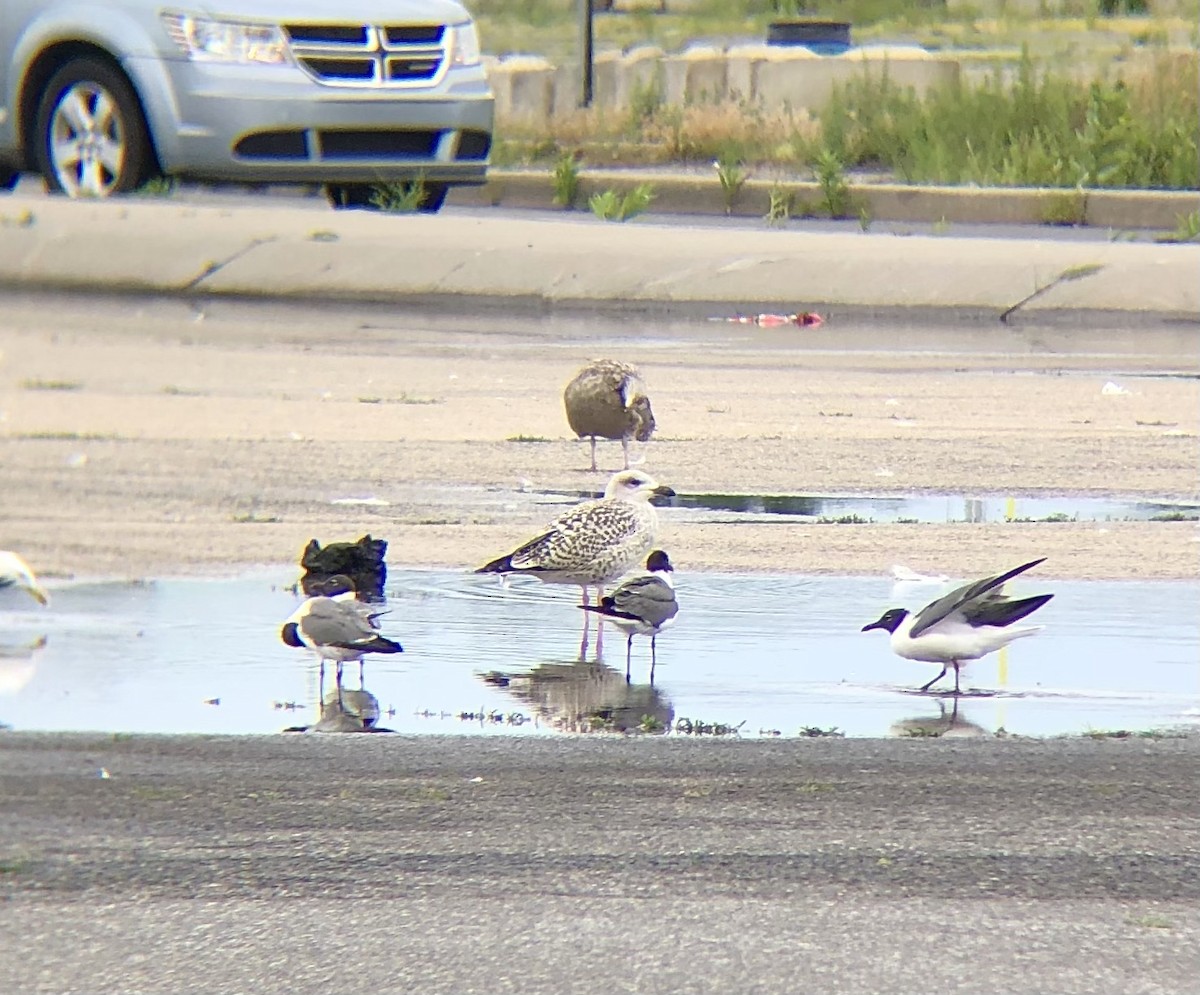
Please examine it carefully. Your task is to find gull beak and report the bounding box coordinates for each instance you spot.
[861,618,884,632]
[652,485,676,499]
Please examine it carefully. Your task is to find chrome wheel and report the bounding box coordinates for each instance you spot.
[48,82,126,197]
[35,58,156,198]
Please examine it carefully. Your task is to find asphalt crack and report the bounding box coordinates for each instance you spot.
[182,236,278,292]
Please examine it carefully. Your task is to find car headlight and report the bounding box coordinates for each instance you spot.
[447,21,481,68]
[161,12,289,65]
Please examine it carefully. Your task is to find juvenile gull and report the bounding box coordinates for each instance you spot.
[563,359,656,472]
[862,557,1053,695]
[0,551,49,606]
[476,470,675,657]
[580,549,679,683]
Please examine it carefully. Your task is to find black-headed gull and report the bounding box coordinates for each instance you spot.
[580,549,679,683]
[863,557,1053,694]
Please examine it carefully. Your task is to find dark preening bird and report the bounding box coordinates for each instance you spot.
[299,534,387,602]
[563,359,656,472]
[862,557,1053,695]
[580,549,679,683]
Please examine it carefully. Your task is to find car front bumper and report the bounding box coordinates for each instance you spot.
[126,56,494,185]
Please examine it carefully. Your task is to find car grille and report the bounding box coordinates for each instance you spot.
[283,23,448,87]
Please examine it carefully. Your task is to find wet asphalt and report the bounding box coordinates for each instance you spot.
[1,732,1197,993]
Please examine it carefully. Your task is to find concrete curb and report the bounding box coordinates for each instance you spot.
[1,193,1197,318]
[459,169,1200,230]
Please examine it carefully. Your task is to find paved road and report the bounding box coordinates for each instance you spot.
[1,732,1197,993]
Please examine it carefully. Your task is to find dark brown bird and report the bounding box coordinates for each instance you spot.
[563,360,656,472]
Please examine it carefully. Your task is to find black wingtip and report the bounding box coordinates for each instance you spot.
[475,554,514,574]
[280,622,303,648]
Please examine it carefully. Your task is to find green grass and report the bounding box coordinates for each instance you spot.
[820,51,1198,189]
[488,7,1199,192]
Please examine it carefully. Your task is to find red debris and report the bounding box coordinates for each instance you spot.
[715,311,824,328]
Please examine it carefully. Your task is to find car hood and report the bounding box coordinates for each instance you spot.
[190,0,474,25]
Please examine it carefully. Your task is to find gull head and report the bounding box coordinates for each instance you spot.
[646,549,674,573]
[862,608,909,634]
[604,470,675,503]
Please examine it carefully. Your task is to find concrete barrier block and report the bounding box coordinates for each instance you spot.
[756,54,854,113]
[663,45,728,106]
[617,45,666,109]
[839,49,961,95]
[725,43,776,103]
[489,56,556,124]
[592,49,624,111]
[552,62,582,117]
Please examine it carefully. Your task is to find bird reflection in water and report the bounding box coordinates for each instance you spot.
[0,634,48,701]
[888,696,989,739]
[490,660,674,734]
[284,685,393,734]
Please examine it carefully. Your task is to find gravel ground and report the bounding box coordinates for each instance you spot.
[1,732,1198,994]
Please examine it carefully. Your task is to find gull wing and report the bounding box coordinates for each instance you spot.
[507,500,645,572]
[610,576,679,627]
[300,598,380,649]
[908,557,1046,639]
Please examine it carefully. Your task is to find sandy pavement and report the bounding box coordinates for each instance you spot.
[0,289,1197,583]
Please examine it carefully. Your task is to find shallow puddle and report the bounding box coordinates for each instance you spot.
[542,489,1200,525]
[0,566,1195,739]
[1,569,1196,740]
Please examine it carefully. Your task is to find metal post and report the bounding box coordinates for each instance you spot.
[579,0,594,107]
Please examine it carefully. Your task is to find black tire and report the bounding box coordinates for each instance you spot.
[417,182,448,214]
[324,183,376,209]
[34,57,156,197]
[325,180,449,213]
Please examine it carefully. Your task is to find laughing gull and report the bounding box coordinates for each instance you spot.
[862,557,1053,695]
[281,593,402,701]
[581,550,679,683]
[563,360,656,472]
[0,551,49,606]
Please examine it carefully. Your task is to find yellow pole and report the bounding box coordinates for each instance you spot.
[1005,496,1016,522]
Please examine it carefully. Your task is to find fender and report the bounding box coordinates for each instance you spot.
[6,2,178,166]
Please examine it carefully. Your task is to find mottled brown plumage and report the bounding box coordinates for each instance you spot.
[563,360,656,472]
[476,471,675,590]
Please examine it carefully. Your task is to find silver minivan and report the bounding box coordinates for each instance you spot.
[0,0,494,211]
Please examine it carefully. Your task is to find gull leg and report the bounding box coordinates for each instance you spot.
[650,634,658,685]
[621,437,631,470]
[919,666,948,693]
[318,660,326,713]
[589,437,599,473]
[952,662,963,695]
[359,659,366,688]
[579,586,591,661]
[335,662,345,709]
[594,586,605,660]
[625,633,634,684]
